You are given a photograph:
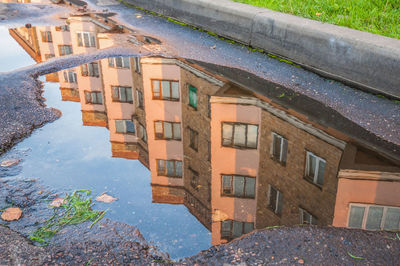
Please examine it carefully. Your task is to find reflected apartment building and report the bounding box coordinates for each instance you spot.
[10,15,400,246]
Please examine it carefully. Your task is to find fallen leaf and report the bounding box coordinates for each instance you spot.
[0,159,20,167]
[136,15,142,18]
[316,12,322,16]
[96,193,118,203]
[50,198,65,208]
[298,259,304,264]
[1,208,22,221]
[210,44,216,49]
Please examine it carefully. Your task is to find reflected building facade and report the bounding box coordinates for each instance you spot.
[10,15,400,247]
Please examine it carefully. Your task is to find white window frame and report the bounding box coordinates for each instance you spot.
[81,62,100,77]
[134,57,141,73]
[77,32,96,47]
[108,57,130,68]
[138,123,147,143]
[111,86,133,103]
[156,159,183,178]
[59,45,73,56]
[299,207,318,225]
[221,175,256,199]
[221,122,259,149]
[63,70,77,83]
[268,185,283,215]
[151,79,180,101]
[136,90,144,108]
[271,132,288,163]
[115,120,135,134]
[84,91,102,104]
[348,203,400,230]
[154,121,181,140]
[305,151,326,185]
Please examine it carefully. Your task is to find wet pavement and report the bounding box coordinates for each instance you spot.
[0,0,399,264]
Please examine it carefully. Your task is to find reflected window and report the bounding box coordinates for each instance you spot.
[134,57,141,73]
[59,45,73,56]
[305,151,326,186]
[136,90,144,108]
[348,204,400,230]
[221,220,254,241]
[63,70,77,83]
[188,85,197,109]
[84,91,102,105]
[151,80,179,101]
[137,123,147,143]
[156,159,182,178]
[41,31,52,43]
[112,86,133,103]
[45,54,55,60]
[108,57,130,68]
[115,120,135,134]
[55,25,70,32]
[190,168,199,191]
[268,185,283,216]
[81,62,99,77]
[299,208,318,225]
[221,175,256,199]
[154,121,181,140]
[222,122,258,149]
[271,133,288,164]
[77,32,96,47]
[189,127,198,151]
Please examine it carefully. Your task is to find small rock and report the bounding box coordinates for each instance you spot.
[96,193,118,203]
[1,208,22,221]
[0,159,20,167]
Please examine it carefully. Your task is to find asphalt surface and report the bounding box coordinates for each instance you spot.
[0,73,60,156]
[84,0,400,148]
[181,226,400,265]
[0,2,399,265]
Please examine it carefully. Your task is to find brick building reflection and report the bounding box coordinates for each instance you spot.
[10,14,400,246]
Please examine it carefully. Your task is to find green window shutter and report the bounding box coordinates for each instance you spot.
[189,85,197,108]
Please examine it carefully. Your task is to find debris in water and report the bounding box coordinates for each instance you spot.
[1,208,22,221]
[50,198,66,208]
[0,159,20,167]
[96,193,118,203]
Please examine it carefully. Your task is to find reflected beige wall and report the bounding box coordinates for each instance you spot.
[142,57,183,187]
[210,100,261,245]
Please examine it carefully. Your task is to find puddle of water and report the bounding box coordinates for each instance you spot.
[0,7,399,260]
[0,26,35,71]
[9,76,210,258]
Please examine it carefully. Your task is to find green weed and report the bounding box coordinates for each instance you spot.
[347,251,365,260]
[29,190,106,246]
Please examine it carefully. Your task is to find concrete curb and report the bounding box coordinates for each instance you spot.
[123,0,400,99]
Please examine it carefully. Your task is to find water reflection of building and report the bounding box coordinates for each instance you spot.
[10,14,400,246]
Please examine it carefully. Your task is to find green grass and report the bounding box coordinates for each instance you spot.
[233,0,400,39]
[29,190,106,246]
